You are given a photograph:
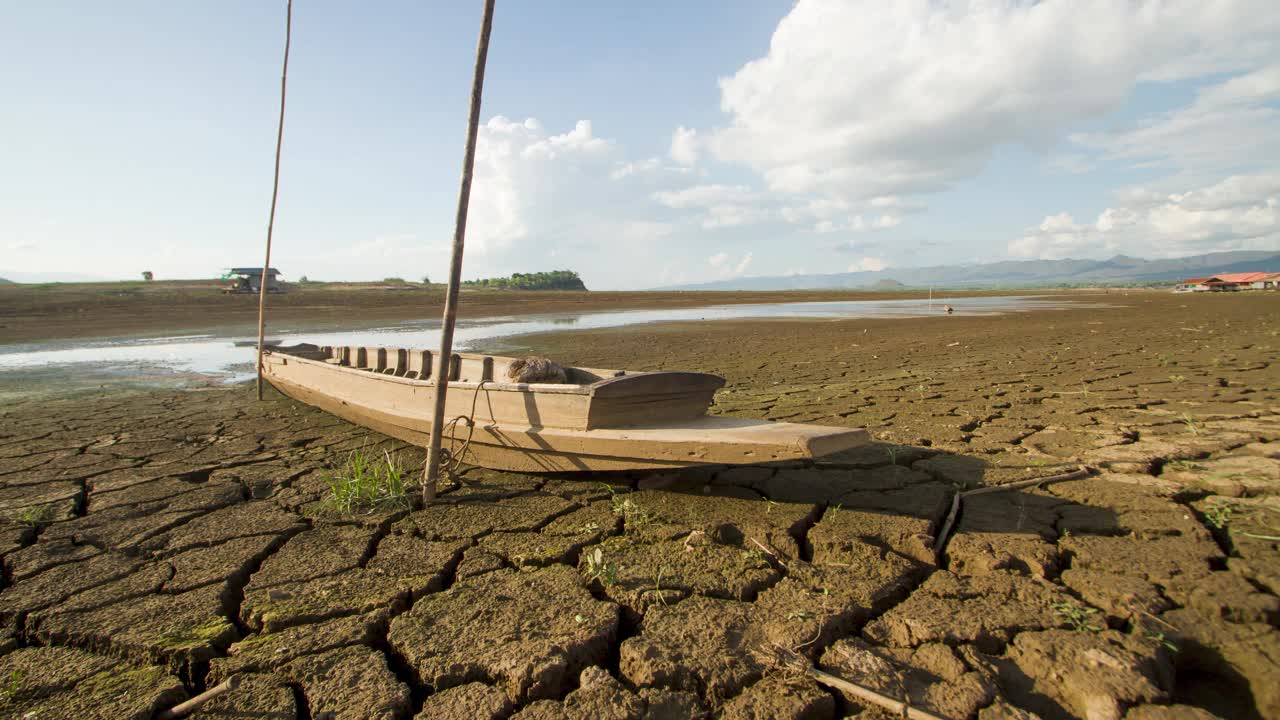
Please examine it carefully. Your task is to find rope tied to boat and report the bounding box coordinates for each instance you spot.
[436,379,489,479]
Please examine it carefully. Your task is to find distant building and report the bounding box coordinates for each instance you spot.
[221,267,283,294]
[1175,272,1276,292]
[1251,272,1280,290]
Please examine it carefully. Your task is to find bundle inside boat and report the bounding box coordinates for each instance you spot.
[262,343,869,472]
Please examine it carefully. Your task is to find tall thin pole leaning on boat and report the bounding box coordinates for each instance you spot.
[255,0,293,401]
[423,0,497,501]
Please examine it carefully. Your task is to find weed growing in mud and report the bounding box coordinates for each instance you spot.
[653,565,671,605]
[602,484,656,526]
[1180,413,1200,436]
[886,447,898,465]
[741,548,767,566]
[324,448,413,513]
[1145,630,1177,652]
[1168,374,1186,384]
[1052,600,1102,632]
[786,610,815,621]
[16,504,54,527]
[1156,353,1173,367]
[1,669,25,701]
[1204,503,1233,529]
[582,548,618,587]
[763,498,779,515]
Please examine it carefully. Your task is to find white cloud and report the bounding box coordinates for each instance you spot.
[1070,64,1280,172]
[707,250,753,278]
[707,0,1279,200]
[469,116,615,256]
[652,184,754,209]
[848,257,887,272]
[1009,173,1280,259]
[670,127,700,166]
[652,184,775,229]
[610,157,662,181]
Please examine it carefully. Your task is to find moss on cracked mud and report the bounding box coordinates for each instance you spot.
[154,617,234,650]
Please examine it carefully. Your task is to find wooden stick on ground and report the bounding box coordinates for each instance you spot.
[756,645,947,720]
[932,466,1093,559]
[808,665,948,720]
[422,0,497,502]
[157,676,241,719]
[255,0,293,401]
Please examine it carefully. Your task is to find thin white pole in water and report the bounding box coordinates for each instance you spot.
[255,0,292,401]
[928,285,933,311]
[423,0,496,502]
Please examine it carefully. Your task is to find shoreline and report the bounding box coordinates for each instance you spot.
[0,283,1122,345]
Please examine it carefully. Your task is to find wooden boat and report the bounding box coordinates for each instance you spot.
[262,343,869,472]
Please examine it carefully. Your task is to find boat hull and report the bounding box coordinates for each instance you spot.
[263,349,869,472]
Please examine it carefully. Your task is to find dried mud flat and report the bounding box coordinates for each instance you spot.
[0,291,1277,719]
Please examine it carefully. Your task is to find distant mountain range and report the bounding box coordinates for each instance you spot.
[661,251,1280,290]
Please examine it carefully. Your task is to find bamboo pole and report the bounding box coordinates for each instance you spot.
[423,0,496,501]
[157,676,241,719]
[255,0,293,401]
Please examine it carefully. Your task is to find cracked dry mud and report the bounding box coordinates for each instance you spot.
[0,291,1276,719]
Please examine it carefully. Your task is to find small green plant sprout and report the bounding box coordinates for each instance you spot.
[582,548,618,587]
[1168,374,1186,384]
[886,447,898,465]
[324,448,413,513]
[1145,630,1177,652]
[580,521,601,535]
[1203,503,1233,529]
[763,498,779,515]
[1052,600,1102,632]
[653,565,672,606]
[1156,353,1173,367]
[17,504,55,527]
[602,484,655,525]
[1,668,25,701]
[741,548,767,566]
[1180,413,1200,436]
[573,613,586,624]
[785,610,815,621]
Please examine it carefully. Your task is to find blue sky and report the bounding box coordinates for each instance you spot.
[2,1,1277,288]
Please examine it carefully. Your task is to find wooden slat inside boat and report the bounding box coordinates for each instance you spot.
[262,343,869,472]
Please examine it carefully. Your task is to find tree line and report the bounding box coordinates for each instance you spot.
[462,270,587,291]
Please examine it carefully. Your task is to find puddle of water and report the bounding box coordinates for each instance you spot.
[0,295,1092,383]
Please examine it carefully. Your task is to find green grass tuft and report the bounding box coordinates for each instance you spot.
[1052,600,1102,632]
[325,448,415,514]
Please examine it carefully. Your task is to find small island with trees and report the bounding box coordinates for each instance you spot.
[462,270,586,291]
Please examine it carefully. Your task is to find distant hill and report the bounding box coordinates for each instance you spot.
[661,251,1280,290]
[0,278,11,284]
[872,278,905,290]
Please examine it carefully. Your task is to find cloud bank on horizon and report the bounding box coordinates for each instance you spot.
[2,0,1277,288]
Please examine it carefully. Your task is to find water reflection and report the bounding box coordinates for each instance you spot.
[0,295,1096,382]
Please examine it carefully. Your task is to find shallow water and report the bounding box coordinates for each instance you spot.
[0,295,1093,383]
